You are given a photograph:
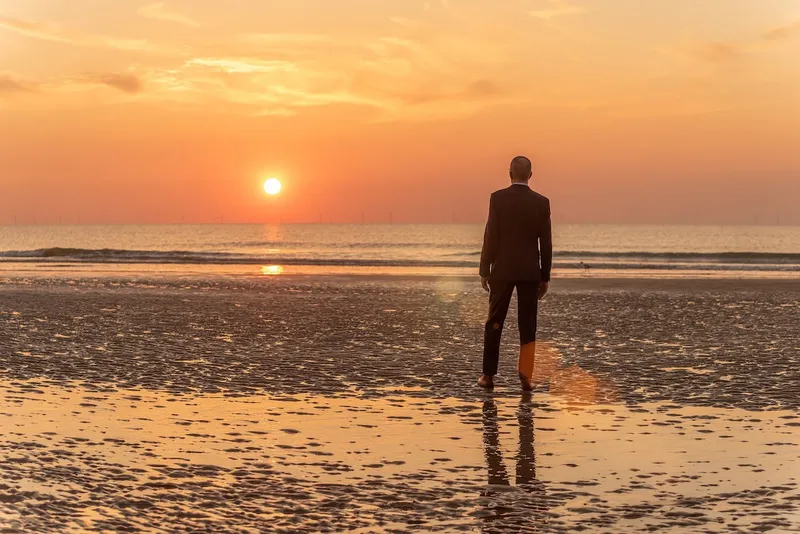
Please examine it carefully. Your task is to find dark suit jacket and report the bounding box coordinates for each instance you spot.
[479,184,552,282]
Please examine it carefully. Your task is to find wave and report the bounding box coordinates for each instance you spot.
[215,240,471,249]
[460,250,800,264]
[0,248,241,262]
[0,247,798,271]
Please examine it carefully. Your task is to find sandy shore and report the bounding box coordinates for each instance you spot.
[1,276,799,532]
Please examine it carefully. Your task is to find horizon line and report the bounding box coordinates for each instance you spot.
[0,221,797,228]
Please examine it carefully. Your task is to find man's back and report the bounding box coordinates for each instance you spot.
[478,155,552,391]
[479,185,552,282]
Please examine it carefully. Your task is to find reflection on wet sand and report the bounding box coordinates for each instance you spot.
[260,265,285,276]
[1,380,799,532]
[480,395,550,531]
[1,278,800,531]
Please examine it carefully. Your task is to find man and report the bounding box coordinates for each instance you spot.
[479,156,552,391]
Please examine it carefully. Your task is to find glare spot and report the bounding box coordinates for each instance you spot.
[261,265,284,276]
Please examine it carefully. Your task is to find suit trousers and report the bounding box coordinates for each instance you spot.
[483,280,539,377]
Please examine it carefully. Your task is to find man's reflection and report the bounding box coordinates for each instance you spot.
[482,397,510,488]
[480,394,547,528]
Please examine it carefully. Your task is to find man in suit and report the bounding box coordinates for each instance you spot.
[479,156,553,391]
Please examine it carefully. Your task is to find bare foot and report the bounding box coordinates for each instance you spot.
[519,372,533,392]
[478,375,495,389]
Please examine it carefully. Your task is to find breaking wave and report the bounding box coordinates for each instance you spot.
[0,247,798,272]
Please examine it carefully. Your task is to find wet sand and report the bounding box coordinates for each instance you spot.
[1,276,799,532]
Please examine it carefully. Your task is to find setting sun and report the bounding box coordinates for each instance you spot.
[263,178,282,196]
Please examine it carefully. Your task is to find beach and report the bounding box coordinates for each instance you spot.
[4,0,800,528]
[1,274,799,532]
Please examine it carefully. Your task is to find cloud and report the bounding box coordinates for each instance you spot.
[389,17,421,29]
[0,74,36,93]
[0,4,521,121]
[465,79,504,98]
[254,108,296,117]
[81,74,144,94]
[1,72,143,99]
[186,57,298,74]
[530,0,589,21]
[686,20,800,63]
[362,78,507,109]
[763,20,800,41]
[138,3,201,28]
[265,85,386,109]
[241,33,333,46]
[137,57,388,117]
[0,15,71,45]
[688,42,743,62]
[0,15,174,54]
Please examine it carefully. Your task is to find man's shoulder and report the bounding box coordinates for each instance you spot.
[528,189,550,205]
[489,187,509,202]
[491,186,549,205]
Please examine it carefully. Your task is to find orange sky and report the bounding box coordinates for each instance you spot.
[1,0,799,225]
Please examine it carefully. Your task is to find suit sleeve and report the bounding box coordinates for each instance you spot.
[540,199,553,282]
[479,195,496,278]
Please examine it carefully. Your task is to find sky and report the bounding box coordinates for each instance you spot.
[1,0,798,225]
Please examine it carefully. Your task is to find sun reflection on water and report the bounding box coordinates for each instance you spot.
[260,265,285,276]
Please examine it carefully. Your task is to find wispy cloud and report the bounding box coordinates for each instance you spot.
[689,42,743,63]
[763,20,800,41]
[0,15,175,54]
[0,74,36,93]
[530,0,589,21]
[0,15,72,45]
[138,3,201,28]
[241,33,333,46]
[266,85,386,109]
[79,73,144,94]
[0,5,528,121]
[389,17,421,29]
[465,79,504,98]
[687,19,800,63]
[1,71,143,98]
[254,108,296,117]
[186,57,298,74]
[350,75,509,112]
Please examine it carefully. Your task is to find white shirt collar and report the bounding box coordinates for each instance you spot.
[512,182,529,186]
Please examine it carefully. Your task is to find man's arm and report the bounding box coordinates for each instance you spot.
[539,199,553,298]
[479,194,496,289]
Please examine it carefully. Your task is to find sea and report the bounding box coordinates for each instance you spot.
[0,224,799,279]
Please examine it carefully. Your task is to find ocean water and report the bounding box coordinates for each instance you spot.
[0,224,799,278]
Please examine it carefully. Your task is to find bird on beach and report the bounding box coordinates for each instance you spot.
[580,262,592,276]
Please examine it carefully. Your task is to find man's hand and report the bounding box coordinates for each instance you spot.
[538,282,549,300]
[481,277,490,293]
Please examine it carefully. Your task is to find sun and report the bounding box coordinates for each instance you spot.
[263,178,282,196]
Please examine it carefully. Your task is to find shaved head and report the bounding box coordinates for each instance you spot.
[510,156,533,182]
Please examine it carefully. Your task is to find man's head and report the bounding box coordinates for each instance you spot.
[509,156,533,183]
